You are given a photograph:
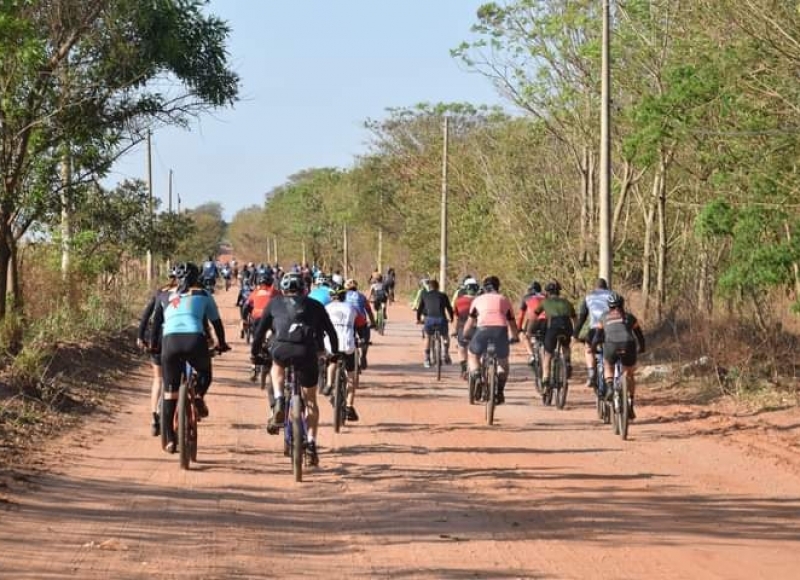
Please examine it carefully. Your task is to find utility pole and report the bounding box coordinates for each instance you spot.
[168,169,173,213]
[598,0,613,287]
[343,224,349,276]
[146,130,153,285]
[439,115,449,292]
[177,192,182,214]
[377,191,383,273]
[273,236,278,265]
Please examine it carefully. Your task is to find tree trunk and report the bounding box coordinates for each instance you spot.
[0,229,10,321]
[655,156,668,323]
[579,146,590,266]
[641,180,657,315]
[9,234,21,312]
[60,148,73,278]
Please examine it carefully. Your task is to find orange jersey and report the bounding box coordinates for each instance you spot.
[517,293,546,328]
[247,286,279,319]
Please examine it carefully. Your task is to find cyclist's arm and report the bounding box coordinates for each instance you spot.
[150,300,165,350]
[319,306,339,354]
[463,307,478,336]
[575,299,589,335]
[205,298,228,348]
[516,300,528,329]
[251,306,274,357]
[137,295,157,343]
[444,295,454,323]
[630,315,646,353]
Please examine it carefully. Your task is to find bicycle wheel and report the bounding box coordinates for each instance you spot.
[556,351,569,409]
[353,348,361,392]
[290,394,303,482]
[435,334,443,381]
[159,396,168,451]
[618,374,630,440]
[376,308,385,336]
[333,365,344,433]
[468,370,476,405]
[611,381,621,435]
[178,381,190,470]
[545,356,559,407]
[486,360,497,425]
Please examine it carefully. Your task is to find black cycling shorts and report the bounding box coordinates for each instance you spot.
[271,341,319,388]
[603,341,637,367]
[161,333,212,395]
[468,326,510,359]
[544,325,572,355]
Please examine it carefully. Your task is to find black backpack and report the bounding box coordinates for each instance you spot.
[275,296,312,345]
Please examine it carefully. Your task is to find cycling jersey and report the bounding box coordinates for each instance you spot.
[308,286,333,306]
[576,288,613,331]
[517,292,547,328]
[597,310,641,344]
[370,282,387,303]
[468,293,513,328]
[416,290,453,322]
[201,261,218,280]
[534,297,575,328]
[454,294,476,323]
[162,288,220,336]
[246,286,279,320]
[345,290,371,327]
[325,301,357,354]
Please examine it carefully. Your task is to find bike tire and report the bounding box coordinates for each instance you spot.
[486,360,497,425]
[353,348,361,392]
[178,382,190,470]
[556,354,569,410]
[333,366,344,434]
[611,384,621,435]
[159,397,168,451]
[260,365,269,391]
[468,371,476,405]
[291,394,303,482]
[435,334,442,381]
[619,374,630,440]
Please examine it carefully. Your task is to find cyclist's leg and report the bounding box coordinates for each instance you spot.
[298,358,320,438]
[456,322,468,376]
[150,357,162,431]
[422,320,433,364]
[159,335,184,448]
[343,352,359,419]
[441,321,452,363]
[269,344,290,423]
[602,343,616,387]
[520,321,534,357]
[620,342,638,416]
[467,328,486,382]
[542,327,557,386]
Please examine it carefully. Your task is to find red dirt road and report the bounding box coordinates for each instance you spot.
[1,301,799,579]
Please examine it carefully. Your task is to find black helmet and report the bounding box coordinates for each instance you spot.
[482,275,500,293]
[256,271,274,286]
[529,281,542,294]
[608,291,624,309]
[544,280,560,295]
[174,262,200,290]
[280,272,305,293]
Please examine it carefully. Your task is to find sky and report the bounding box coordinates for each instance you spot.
[108,1,507,221]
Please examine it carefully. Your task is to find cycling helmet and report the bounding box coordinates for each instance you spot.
[331,273,344,289]
[463,277,480,295]
[279,272,305,293]
[608,291,625,309]
[544,280,560,295]
[529,281,542,294]
[482,275,500,293]
[317,275,331,287]
[256,271,274,286]
[174,262,200,289]
[345,278,358,290]
[168,264,180,279]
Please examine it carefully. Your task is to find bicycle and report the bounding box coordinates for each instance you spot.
[243,314,253,345]
[609,351,631,440]
[328,353,348,433]
[253,339,272,391]
[594,345,611,424]
[483,340,499,425]
[528,331,545,394]
[374,301,387,336]
[431,327,445,381]
[280,362,309,482]
[542,333,569,409]
[162,348,222,470]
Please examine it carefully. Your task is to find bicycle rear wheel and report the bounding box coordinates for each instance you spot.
[290,394,303,482]
[333,366,345,433]
[618,375,630,440]
[178,382,190,470]
[486,360,497,425]
[435,333,443,381]
[556,351,569,409]
[468,371,477,405]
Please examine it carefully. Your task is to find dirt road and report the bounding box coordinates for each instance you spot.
[1,300,799,579]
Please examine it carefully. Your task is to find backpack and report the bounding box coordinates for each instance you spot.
[373,283,387,302]
[275,296,313,345]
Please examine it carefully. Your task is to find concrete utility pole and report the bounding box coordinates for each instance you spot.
[146,130,153,285]
[343,224,349,276]
[168,169,173,213]
[598,0,613,287]
[439,115,449,292]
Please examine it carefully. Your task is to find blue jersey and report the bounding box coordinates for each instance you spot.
[308,286,332,306]
[163,289,220,336]
[201,261,218,279]
[345,290,367,317]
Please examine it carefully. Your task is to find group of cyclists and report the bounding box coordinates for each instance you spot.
[413,274,645,416]
[138,258,394,467]
[138,255,646,467]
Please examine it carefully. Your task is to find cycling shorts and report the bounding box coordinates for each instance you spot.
[603,341,637,367]
[468,326,510,359]
[544,324,572,355]
[423,316,449,336]
[271,342,319,388]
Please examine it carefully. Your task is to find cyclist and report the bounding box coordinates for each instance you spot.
[411,276,430,311]
[517,281,547,366]
[236,275,255,338]
[345,279,377,370]
[324,287,360,421]
[463,276,518,404]
[250,272,338,466]
[368,273,389,322]
[150,262,230,453]
[220,262,232,291]
[451,273,476,306]
[331,273,344,292]
[415,279,454,368]
[385,267,396,303]
[308,273,333,306]
[592,292,646,419]
[533,281,576,391]
[575,278,613,389]
[243,269,280,381]
[200,255,218,293]
[136,266,178,437]
[453,277,480,378]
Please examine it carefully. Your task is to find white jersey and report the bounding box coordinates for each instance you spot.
[325,301,357,354]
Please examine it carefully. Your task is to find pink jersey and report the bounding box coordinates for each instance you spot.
[470,293,514,327]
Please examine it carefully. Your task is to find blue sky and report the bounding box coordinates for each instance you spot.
[108,1,506,221]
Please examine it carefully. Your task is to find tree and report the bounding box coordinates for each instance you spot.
[0,0,239,318]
